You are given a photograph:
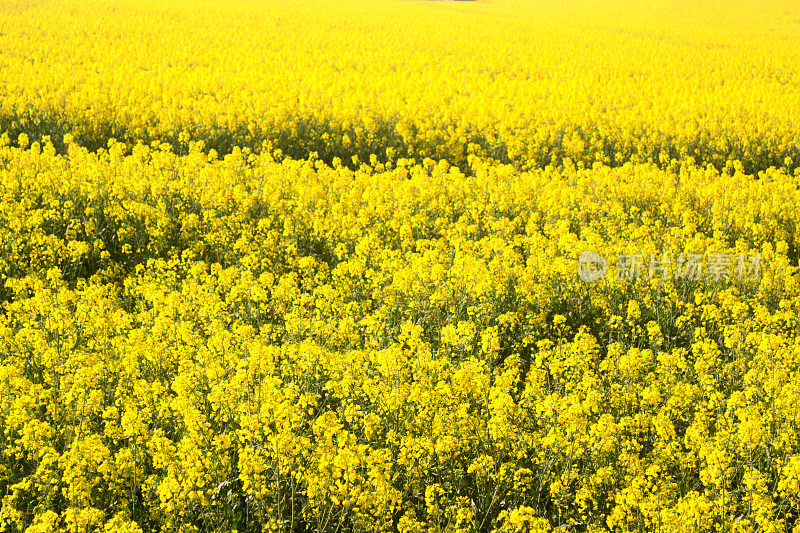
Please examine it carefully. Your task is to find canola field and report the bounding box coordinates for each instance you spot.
[2,0,800,531]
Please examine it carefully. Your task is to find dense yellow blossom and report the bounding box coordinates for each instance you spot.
[2,0,800,531]
[2,0,800,174]
[0,134,797,530]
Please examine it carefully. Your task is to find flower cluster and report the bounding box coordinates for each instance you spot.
[2,0,800,531]
[0,135,798,531]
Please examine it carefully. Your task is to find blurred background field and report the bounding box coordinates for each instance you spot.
[2,0,800,173]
